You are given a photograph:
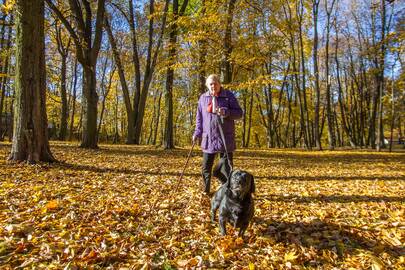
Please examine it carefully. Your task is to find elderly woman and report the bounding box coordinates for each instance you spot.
[192,74,243,194]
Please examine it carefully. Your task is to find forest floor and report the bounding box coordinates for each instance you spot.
[0,141,404,269]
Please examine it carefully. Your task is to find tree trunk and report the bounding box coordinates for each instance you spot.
[45,0,106,149]
[104,17,135,144]
[324,0,336,150]
[298,0,312,149]
[198,0,207,95]
[334,22,356,147]
[242,90,247,147]
[153,92,162,145]
[163,0,189,149]
[133,0,170,145]
[222,0,237,84]
[312,0,321,150]
[9,0,55,162]
[246,88,254,148]
[0,12,12,140]
[80,65,98,148]
[54,20,71,141]
[59,54,68,140]
[376,0,386,152]
[69,59,78,141]
[164,22,176,149]
[97,61,115,139]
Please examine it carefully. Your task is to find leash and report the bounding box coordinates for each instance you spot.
[174,140,196,193]
[216,115,233,188]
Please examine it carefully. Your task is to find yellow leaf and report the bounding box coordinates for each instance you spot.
[284,250,298,262]
[249,262,255,270]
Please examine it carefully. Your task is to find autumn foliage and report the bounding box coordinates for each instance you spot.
[0,142,404,269]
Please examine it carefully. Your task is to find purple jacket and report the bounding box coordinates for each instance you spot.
[193,88,243,153]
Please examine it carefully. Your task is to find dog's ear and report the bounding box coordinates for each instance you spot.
[249,173,255,193]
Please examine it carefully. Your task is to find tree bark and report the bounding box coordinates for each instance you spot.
[69,59,78,141]
[9,0,55,162]
[222,0,237,84]
[54,20,71,141]
[0,13,12,140]
[376,0,387,152]
[297,0,312,149]
[312,0,321,150]
[198,0,207,95]
[324,0,336,150]
[163,0,189,149]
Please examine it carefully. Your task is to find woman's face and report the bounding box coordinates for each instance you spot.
[207,79,221,94]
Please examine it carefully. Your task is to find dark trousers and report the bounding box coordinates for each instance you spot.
[202,152,233,193]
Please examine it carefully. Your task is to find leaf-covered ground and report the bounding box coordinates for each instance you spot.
[0,142,404,269]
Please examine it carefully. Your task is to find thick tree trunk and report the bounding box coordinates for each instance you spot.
[9,0,55,162]
[80,65,98,148]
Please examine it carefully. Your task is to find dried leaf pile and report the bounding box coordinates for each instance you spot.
[0,142,404,269]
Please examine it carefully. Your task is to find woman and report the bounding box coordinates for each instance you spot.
[192,74,243,194]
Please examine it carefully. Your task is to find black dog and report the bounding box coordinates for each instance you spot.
[210,170,255,236]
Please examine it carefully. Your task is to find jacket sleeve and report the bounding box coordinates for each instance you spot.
[225,91,243,120]
[193,96,203,138]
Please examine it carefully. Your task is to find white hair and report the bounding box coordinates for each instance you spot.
[205,74,221,88]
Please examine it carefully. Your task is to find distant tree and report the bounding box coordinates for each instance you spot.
[9,0,55,162]
[45,0,106,148]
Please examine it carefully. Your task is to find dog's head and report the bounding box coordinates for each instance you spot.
[228,170,255,199]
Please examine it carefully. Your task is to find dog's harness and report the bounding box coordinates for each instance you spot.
[216,115,233,189]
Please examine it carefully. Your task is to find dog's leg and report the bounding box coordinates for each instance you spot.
[210,198,220,223]
[219,216,227,235]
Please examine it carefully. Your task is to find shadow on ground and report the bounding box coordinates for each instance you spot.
[255,194,405,203]
[254,217,404,264]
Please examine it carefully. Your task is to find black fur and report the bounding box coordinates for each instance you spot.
[210,170,255,236]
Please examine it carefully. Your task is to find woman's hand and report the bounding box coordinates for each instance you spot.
[216,107,227,116]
